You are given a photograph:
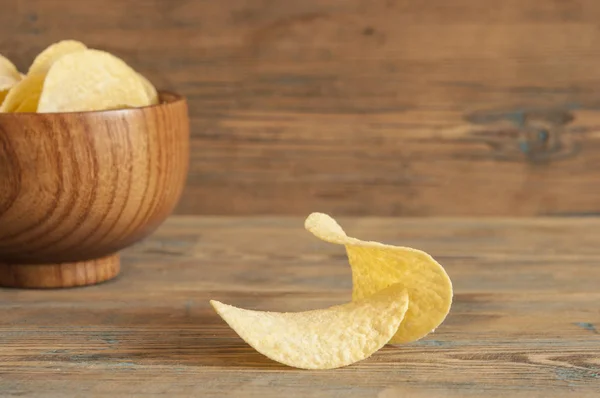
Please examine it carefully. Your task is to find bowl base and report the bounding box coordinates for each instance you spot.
[0,254,120,289]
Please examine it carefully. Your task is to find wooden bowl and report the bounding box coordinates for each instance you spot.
[0,91,189,288]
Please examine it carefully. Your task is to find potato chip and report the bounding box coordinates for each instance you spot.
[211,283,409,370]
[137,72,159,105]
[27,39,87,75]
[0,54,22,107]
[0,73,45,113]
[0,91,8,107]
[0,77,19,108]
[305,212,453,344]
[0,54,21,81]
[2,42,157,112]
[14,89,43,113]
[0,75,19,91]
[37,49,151,113]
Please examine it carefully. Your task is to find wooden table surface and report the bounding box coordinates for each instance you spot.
[1,216,599,397]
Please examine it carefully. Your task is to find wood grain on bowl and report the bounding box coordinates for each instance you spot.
[0,92,189,288]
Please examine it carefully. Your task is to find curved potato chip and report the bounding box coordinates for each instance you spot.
[0,54,22,106]
[305,212,453,344]
[37,49,151,113]
[0,54,21,81]
[211,283,409,370]
[0,90,10,107]
[28,40,87,75]
[0,77,20,108]
[137,72,159,105]
[0,75,20,91]
[0,73,45,112]
[14,90,42,113]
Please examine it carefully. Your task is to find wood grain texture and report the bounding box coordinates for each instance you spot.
[0,254,120,289]
[3,0,600,216]
[0,92,189,288]
[0,216,598,396]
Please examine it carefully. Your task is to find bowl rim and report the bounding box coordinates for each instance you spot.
[0,90,186,117]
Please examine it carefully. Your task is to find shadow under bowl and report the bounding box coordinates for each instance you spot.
[0,91,190,288]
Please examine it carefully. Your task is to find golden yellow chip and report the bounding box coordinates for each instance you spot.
[0,54,22,107]
[3,43,156,112]
[37,49,151,113]
[0,77,19,108]
[0,73,45,113]
[137,72,159,105]
[14,90,43,113]
[0,76,17,92]
[0,54,21,81]
[305,212,453,344]
[211,283,409,369]
[0,91,8,107]
[27,40,87,75]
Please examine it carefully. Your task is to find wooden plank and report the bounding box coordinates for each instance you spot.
[3,1,600,215]
[0,216,598,396]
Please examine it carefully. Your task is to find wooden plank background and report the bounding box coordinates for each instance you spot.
[2,0,600,216]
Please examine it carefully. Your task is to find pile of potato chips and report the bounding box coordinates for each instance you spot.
[211,213,454,370]
[0,40,158,113]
